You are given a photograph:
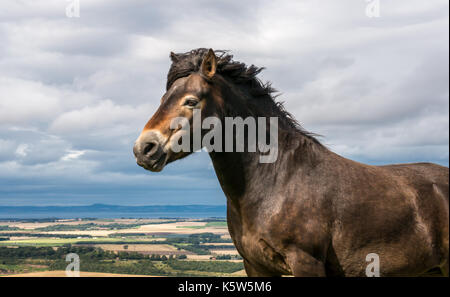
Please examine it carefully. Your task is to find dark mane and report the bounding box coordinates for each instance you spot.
[167,48,321,144]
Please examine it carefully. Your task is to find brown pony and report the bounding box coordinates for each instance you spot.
[133,48,449,276]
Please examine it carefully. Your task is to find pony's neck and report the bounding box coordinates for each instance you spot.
[208,79,327,205]
[209,129,326,207]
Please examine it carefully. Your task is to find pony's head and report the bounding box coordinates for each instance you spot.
[133,49,223,172]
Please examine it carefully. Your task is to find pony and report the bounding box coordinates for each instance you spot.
[133,48,449,276]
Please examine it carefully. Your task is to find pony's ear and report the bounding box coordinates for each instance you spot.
[200,49,217,79]
[170,51,178,62]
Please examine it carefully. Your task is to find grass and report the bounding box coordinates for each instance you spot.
[0,261,50,275]
[2,271,152,277]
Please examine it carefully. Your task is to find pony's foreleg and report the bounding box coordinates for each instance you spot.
[285,250,326,277]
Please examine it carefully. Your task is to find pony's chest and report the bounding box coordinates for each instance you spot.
[226,201,293,273]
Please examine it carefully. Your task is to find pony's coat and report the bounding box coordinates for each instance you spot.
[136,49,449,276]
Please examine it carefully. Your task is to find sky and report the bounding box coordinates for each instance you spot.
[0,0,448,206]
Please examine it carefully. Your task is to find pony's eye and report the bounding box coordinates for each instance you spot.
[183,98,199,107]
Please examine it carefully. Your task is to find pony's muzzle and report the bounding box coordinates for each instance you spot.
[133,131,167,172]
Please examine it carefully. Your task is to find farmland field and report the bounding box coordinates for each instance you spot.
[0,218,244,277]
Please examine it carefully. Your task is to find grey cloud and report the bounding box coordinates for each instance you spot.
[0,0,447,206]
[0,128,70,165]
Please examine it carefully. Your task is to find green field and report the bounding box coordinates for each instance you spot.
[176,226,205,229]
[205,221,228,227]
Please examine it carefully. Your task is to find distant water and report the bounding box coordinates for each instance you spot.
[0,204,226,219]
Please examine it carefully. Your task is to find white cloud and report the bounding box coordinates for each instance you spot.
[61,149,86,161]
[14,144,30,157]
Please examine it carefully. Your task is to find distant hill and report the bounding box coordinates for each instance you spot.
[0,204,226,219]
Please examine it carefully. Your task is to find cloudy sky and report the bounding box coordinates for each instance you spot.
[0,0,448,206]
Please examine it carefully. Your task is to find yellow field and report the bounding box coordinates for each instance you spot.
[230,269,247,276]
[210,249,241,255]
[2,219,170,231]
[186,255,213,260]
[41,230,114,237]
[133,221,228,235]
[3,271,153,277]
[1,220,229,237]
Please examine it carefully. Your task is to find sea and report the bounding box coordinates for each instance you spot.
[0,204,227,220]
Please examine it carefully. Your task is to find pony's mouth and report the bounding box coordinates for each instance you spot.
[137,153,167,172]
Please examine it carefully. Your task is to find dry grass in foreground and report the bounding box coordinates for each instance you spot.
[3,270,154,277]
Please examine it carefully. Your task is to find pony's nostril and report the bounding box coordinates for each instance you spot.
[143,141,158,157]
